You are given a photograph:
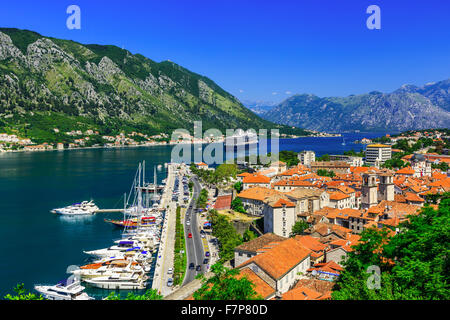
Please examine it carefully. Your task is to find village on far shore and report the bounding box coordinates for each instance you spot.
[0,126,341,153]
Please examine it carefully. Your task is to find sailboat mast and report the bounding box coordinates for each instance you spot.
[143,160,146,186]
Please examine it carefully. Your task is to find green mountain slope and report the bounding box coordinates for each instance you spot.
[0,28,305,142]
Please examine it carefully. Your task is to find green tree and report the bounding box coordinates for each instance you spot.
[193,263,262,300]
[231,197,246,214]
[4,284,45,300]
[106,289,163,300]
[317,169,335,177]
[208,210,243,261]
[215,164,238,181]
[432,162,449,172]
[233,181,243,193]
[317,154,330,162]
[277,150,299,167]
[290,220,309,236]
[332,200,450,300]
[243,229,257,242]
[382,158,406,169]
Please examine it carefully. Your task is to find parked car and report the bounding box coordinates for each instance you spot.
[205,251,210,257]
[189,263,195,269]
[167,267,173,275]
[196,265,201,271]
[188,233,192,238]
[167,278,173,287]
[203,258,209,264]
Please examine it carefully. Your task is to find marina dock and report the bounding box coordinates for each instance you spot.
[93,209,125,213]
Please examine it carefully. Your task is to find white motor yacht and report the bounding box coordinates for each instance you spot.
[83,273,148,290]
[34,278,93,300]
[51,200,99,216]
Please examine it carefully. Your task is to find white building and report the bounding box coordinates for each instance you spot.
[365,144,392,166]
[298,150,316,167]
[263,196,297,238]
[238,238,311,294]
[329,155,364,167]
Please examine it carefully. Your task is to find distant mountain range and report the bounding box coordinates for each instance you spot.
[258,80,450,133]
[241,100,277,115]
[0,28,306,143]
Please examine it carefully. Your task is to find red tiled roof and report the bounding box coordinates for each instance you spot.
[238,268,276,299]
[243,174,271,184]
[281,286,322,300]
[235,233,287,253]
[237,187,280,201]
[404,192,425,203]
[396,167,415,175]
[238,238,311,280]
[328,192,350,201]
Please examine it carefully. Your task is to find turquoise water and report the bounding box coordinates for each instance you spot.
[0,133,384,298]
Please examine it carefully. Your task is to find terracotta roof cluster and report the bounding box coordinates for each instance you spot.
[404,192,425,203]
[274,179,316,188]
[396,167,415,175]
[295,235,327,253]
[328,191,350,201]
[235,233,287,253]
[327,185,355,194]
[307,222,352,240]
[291,278,335,300]
[238,238,311,280]
[371,200,421,220]
[307,261,344,275]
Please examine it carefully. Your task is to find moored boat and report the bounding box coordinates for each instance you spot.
[34,278,93,300]
[51,200,99,216]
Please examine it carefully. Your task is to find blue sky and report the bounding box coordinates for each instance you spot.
[0,0,449,102]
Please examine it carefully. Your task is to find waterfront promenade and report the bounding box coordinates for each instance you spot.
[151,163,176,296]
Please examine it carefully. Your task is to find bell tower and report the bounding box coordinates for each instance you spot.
[361,172,378,209]
[378,172,394,201]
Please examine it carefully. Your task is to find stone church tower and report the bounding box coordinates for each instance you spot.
[378,171,394,201]
[361,172,378,209]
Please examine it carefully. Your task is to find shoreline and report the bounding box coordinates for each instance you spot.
[0,132,387,155]
[0,135,345,154]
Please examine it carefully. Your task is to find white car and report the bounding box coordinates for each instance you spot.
[167,268,173,275]
[186,221,190,226]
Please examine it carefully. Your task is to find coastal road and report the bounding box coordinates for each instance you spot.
[183,175,205,285]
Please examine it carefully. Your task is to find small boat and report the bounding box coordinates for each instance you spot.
[34,278,93,300]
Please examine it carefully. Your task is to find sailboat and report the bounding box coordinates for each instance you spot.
[342,138,346,146]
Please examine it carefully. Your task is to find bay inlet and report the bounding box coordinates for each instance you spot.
[0,132,384,297]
